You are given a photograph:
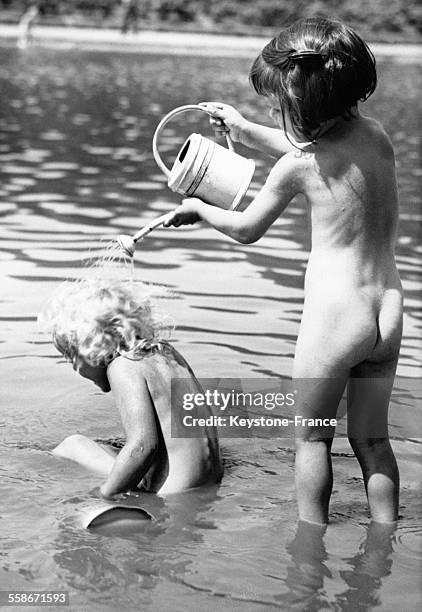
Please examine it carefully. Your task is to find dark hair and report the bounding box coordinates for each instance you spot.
[249,18,377,141]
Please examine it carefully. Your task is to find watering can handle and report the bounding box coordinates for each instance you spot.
[152,104,235,178]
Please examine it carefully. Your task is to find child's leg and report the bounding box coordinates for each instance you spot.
[347,359,399,522]
[295,437,334,525]
[292,298,381,524]
[52,434,117,476]
[294,376,348,525]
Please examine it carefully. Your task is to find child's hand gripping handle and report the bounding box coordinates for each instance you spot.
[152,104,235,177]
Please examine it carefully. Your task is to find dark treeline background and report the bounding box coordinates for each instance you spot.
[0,0,421,42]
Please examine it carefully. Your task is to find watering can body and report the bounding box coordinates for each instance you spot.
[152,105,255,210]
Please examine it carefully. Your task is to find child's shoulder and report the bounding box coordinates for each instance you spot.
[266,148,311,191]
[109,342,195,378]
[358,115,395,157]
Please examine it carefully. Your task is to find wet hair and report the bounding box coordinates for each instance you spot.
[249,17,377,141]
[38,279,173,367]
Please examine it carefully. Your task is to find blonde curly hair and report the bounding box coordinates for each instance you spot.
[38,279,173,366]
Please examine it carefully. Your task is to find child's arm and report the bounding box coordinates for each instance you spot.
[200,102,297,157]
[99,358,158,498]
[165,152,302,243]
[242,122,297,157]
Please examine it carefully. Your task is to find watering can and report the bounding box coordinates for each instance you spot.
[152,104,255,210]
[79,502,153,533]
[117,105,255,257]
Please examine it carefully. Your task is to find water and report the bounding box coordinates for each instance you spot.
[0,43,421,611]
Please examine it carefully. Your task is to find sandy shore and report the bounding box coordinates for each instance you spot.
[0,23,421,59]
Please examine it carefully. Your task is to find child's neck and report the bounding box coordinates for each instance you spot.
[311,107,360,143]
[283,107,361,150]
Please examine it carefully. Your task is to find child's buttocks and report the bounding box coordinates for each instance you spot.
[298,276,402,371]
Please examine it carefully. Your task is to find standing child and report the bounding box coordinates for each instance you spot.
[39,279,223,498]
[164,17,402,525]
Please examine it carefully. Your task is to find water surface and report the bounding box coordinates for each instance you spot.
[0,44,421,611]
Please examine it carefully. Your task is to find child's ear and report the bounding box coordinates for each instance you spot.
[269,106,281,122]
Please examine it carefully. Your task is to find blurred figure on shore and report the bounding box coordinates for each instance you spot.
[121,0,141,34]
[17,0,39,49]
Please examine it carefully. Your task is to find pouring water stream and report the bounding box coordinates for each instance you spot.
[116,212,173,258]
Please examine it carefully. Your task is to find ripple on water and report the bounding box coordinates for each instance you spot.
[125,181,164,190]
[395,526,422,573]
[0,252,16,262]
[149,173,171,183]
[82,145,115,155]
[27,107,43,116]
[2,165,35,175]
[40,130,66,141]
[397,529,422,559]
[149,199,178,212]
[15,193,68,202]
[7,215,112,235]
[80,167,100,175]
[402,279,422,292]
[0,124,20,132]
[11,149,51,164]
[41,162,80,171]
[0,203,18,214]
[399,236,415,246]
[71,114,91,125]
[108,214,165,228]
[34,171,67,180]
[11,178,36,187]
[4,184,25,193]
[22,249,96,263]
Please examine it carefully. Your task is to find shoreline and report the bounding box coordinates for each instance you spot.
[0,23,421,59]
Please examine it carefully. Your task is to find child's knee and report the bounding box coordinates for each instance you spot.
[295,437,332,452]
[349,437,397,469]
[52,434,88,457]
[348,437,389,453]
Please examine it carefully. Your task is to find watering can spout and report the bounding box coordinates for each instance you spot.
[117,212,173,258]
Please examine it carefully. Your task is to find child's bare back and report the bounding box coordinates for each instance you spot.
[289,113,403,377]
[108,343,222,495]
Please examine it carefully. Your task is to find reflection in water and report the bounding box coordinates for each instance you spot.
[284,521,330,609]
[285,521,397,611]
[53,488,222,610]
[336,522,396,610]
